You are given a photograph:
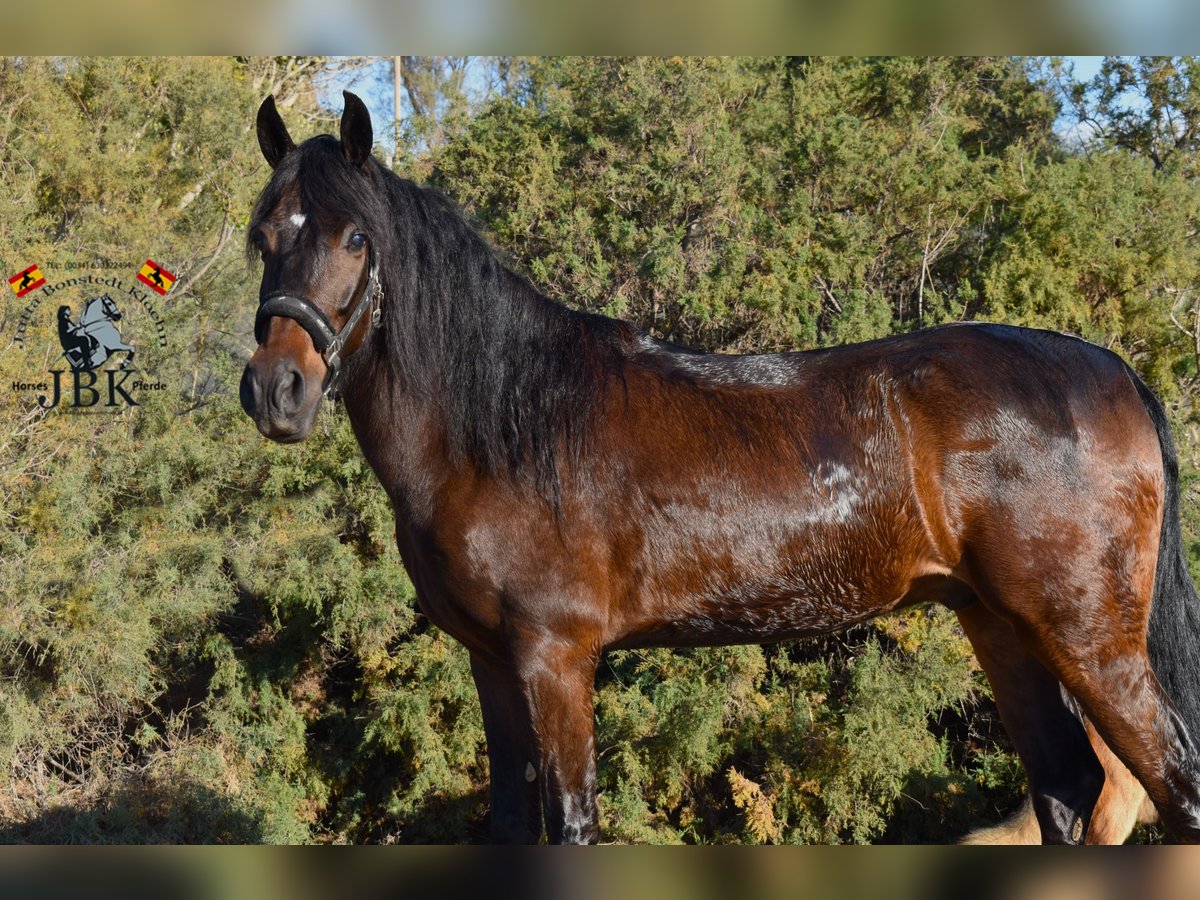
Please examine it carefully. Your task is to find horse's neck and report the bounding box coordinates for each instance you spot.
[342,371,455,529]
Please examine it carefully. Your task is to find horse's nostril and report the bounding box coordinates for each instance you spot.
[240,366,260,418]
[287,369,305,408]
[271,365,306,416]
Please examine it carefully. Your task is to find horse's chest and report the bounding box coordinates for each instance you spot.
[390,521,507,654]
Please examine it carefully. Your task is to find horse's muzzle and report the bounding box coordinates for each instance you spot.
[240,358,318,443]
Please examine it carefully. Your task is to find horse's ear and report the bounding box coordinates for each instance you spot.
[257,95,294,169]
[340,91,373,170]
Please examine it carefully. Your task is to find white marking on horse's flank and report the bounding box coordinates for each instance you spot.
[525,762,537,782]
[289,213,306,228]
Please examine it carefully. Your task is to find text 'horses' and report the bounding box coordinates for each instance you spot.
[240,92,1200,844]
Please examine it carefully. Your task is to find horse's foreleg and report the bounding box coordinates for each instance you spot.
[516,638,601,844]
[956,600,1105,844]
[470,652,543,844]
[472,639,601,844]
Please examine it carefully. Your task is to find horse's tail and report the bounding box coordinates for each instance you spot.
[1128,370,1200,744]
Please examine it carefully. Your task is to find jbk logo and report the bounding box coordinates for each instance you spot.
[36,295,140,409]
[8,267,169,413]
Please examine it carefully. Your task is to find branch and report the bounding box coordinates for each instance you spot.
[399,57,428,119]
[1169,304,1200,381]
[814,273,842,314]
[172,209,235,299]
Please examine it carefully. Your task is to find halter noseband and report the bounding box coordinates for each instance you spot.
[254,253,383,399]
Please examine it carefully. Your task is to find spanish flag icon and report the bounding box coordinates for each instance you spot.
[8,264,46,297]
[137,259,175,295]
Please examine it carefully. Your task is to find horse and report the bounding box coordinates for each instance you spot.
[240,91,1200,844]
[60,295,134,370]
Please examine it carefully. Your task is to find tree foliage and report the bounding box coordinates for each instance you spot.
[2,55,1199,843]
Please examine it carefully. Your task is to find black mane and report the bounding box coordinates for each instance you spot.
[249,136,624,494]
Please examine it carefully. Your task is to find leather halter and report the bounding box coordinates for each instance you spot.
[254,252,383,399]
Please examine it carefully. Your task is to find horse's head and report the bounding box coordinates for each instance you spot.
[240,91,382,443]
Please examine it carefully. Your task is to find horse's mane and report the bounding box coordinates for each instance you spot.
[249,136,626,494]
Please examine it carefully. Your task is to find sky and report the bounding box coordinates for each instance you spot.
[1069,55,1104,82]
[318,56,1124,159]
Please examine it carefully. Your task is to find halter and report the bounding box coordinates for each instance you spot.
[254,252,383,399]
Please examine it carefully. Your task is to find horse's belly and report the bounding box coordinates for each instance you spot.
[610,512,942,649]
[613,580,891,649]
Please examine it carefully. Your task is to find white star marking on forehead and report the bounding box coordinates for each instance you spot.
[289,213,306,228]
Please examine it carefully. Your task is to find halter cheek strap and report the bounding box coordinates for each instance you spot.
[254,255,384,399]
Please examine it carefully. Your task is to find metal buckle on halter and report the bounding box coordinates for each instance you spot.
[321,342,344,399]
[371,293,383,328]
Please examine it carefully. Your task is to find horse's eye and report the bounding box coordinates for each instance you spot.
[252,232,268,257]
[348,232,367,252]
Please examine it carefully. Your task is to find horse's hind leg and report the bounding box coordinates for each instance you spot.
[1022,627,1200,841]
[972,554,1200,841]
[956,600,1105,843]
[1082,716,1157,842]
[959,687,1153,844]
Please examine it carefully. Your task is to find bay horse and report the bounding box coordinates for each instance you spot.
[240,92,1200,844]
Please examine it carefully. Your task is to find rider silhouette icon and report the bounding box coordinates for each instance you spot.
[56,296,135,371]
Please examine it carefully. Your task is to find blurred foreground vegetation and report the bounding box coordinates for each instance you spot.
[2,56,1199,843]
